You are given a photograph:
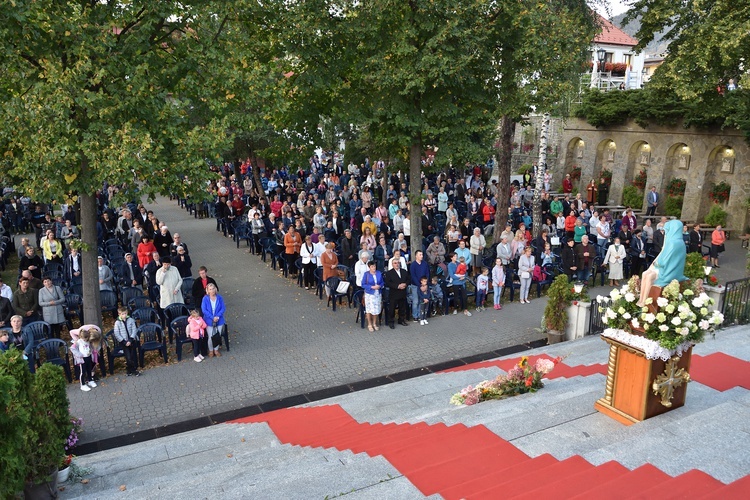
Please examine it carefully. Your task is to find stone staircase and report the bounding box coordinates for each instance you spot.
[60,332,750,498]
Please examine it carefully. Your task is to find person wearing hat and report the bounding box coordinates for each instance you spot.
[98,256,114,291]
[120,252,144,288]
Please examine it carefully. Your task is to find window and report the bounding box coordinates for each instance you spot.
[623,54,632,67]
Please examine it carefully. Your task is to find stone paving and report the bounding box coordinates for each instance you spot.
[68,197,546,445]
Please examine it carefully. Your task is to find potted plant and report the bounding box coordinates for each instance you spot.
[565,281,591,341]
[58,455,73,483]
[632,168,648,190]
[704,204,728,227]
[569,165,582,182]
[0,349,72,499]
[24,362,71,499]
[708,181,731,204]
[543,275,571,344]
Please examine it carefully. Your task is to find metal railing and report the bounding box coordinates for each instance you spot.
[721,277,750,326]
[586,299,606,335]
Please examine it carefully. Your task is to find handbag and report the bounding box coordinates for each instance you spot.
[550,236,560,246]
[335,280,350,294]
[211,323,223,347]
[520,271,531,279]
[718,243,726,253]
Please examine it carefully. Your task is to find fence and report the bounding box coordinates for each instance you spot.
[586,299,606,336]
[721,277,750,326]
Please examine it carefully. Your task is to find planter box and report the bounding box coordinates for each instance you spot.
[594,336,692,426]
[565,302,591,341]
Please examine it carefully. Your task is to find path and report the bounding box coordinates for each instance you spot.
[69,196,547,447]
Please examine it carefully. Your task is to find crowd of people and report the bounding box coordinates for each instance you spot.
[1,192,228,390]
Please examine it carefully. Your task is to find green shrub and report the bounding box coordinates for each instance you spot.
[664,196,683,217]
[704,204,728,227]
[543,275,571,332]
[516,163,532,175]
[0,349,33,496]
[684,252,707,281]
[621,185,644,209]
[26,363,70,485]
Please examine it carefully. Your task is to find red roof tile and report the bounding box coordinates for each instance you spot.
[594,15,638,47]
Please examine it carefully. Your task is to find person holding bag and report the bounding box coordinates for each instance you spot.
[201,283,226,358]
[518,246,535,304]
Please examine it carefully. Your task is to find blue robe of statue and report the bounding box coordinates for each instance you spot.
[653,219,687,287]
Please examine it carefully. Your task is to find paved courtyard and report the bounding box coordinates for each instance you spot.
[70,197,547,447]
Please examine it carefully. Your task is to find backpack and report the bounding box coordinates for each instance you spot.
[532,264,543,282]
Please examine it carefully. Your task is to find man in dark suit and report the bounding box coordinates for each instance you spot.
[689,224,702,254]
[629,229,646,277]
[646,186,659,216]
[574,235,594,283]
[561,238,578,281]
[120,253,144,288]
[384,258,410,329]
[65,247,83,285]
[421,206,435,235]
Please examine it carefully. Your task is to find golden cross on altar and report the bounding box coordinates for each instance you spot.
[652,356,690,407]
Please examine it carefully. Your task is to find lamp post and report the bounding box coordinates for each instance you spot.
[597,48,607,89]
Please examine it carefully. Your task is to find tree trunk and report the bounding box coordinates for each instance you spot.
[251,156,266,203]
[409,135,423,253]
[493,115,515,242]
[532,113,551,239]
[79,159,103,328]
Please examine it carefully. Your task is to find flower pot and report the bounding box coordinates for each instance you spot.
[24,466,59,500]
[57,466,70,483]
[546,329,565,345]
[594,329,692,426]
[703,284,725,313]
[565,302,591,341]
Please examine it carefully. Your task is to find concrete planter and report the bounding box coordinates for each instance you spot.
[703,284,725,313]
[565,301,591,341]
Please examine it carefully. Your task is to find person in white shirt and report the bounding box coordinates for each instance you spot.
[354,251,371,288]
[313,235,327,268]
[403,215,411,237]
[299,235,317,289]
[387,249,408,271]
[0,277,12,301]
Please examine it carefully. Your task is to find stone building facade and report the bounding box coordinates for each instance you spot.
[555,118,749,231]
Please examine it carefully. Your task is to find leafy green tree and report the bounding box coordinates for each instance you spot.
[0,1,244,324]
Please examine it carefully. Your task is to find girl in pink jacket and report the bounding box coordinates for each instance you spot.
[187,310,207,363]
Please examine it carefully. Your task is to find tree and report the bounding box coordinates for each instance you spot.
[491,1,599,241]
[625,0,750,99]
[0,1,244,324]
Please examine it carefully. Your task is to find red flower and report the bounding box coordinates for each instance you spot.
[573,300,578,306]
[525,375,534,387]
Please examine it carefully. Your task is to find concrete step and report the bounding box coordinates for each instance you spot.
[62,424,405,499]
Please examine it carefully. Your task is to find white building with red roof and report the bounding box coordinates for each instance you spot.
[589,15,646,90]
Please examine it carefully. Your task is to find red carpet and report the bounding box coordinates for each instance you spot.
[689,352,750,391]
[233,403,748,498]
[440,353,750,391]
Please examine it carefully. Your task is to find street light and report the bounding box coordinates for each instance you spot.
[596,49,607,90]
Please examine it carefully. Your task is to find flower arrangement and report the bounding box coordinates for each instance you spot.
[60,454,73,471]
[666,178,687,197]
[604,62,628,75]
[632,168,648,190]
[597,277,723,350]
[521,143,535,154]
[569,165,582,181]
[600,168,612,185]
[450,356,562,406]
[65,416,83,452]
[709,181,731,203]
